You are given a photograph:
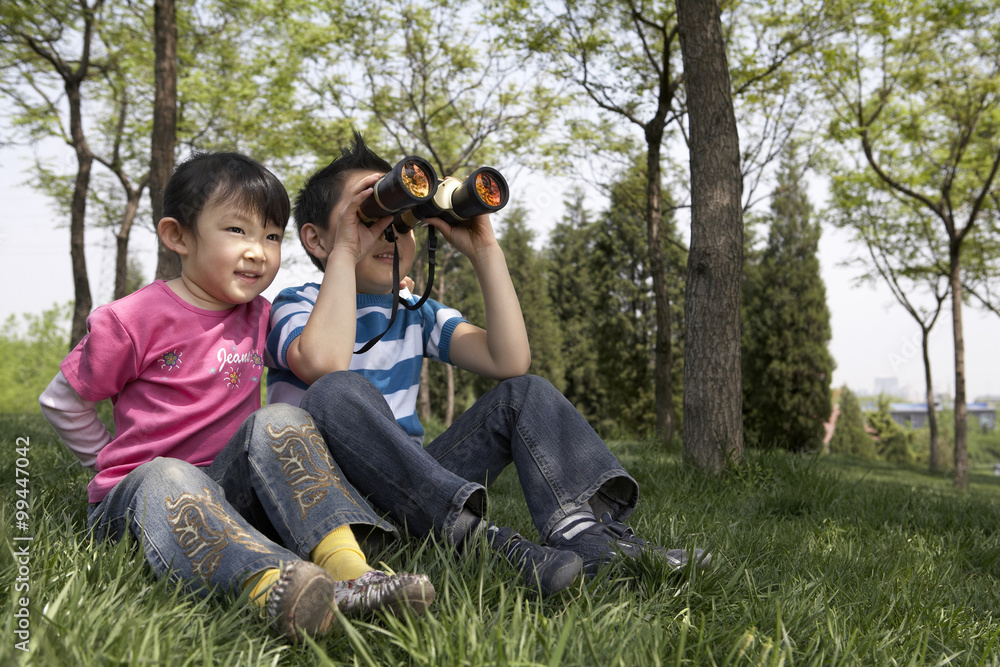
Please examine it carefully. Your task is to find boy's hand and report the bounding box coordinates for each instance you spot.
[334,173,394,263]
[424,213,499,261]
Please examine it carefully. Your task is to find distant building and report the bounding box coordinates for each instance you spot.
[889,402,996,430]
[875,377,899,396]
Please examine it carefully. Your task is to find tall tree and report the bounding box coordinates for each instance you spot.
[828,386,877,460]
[817,0,1000,488]
[547,189,604,423]
[677,0,744,472]
[589,165,662,437]
[150,0,178,281]
[497,207,565,390]
[743,150,833,451]
[494,0,823,444]
[151,0,337,277]
[1,0,107,347]
[89,7,154,301]
[829,178,950,472]
[8,2,153,304]
[503,0,684,441]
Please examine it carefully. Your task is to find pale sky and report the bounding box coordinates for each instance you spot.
[2,148,998,402]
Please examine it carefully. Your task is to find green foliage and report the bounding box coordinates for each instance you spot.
[177,0,350,180]
[546,161,685,440]
[743,150,834,451]
[908,407,1000,470]
[816,0,1000,484]
[312,0,563,176]
[588,164,659,438]
[0,305,71,414]
[829,387,878,460]
[866,395,914,464]
[546,189,605,424]
[490,0,682,172]
[422,238,486,422]
[497,206,565,391]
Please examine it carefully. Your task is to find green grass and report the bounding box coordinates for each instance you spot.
[3,415,1000,665]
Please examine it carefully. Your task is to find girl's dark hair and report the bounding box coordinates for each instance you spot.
[294,131,392,271]
[162,151,290,232]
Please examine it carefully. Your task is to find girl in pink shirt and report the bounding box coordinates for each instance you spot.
[39,151,431,642]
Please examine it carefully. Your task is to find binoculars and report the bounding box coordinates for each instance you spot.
[358,156,509,234]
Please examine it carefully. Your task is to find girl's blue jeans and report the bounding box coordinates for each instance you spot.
[87,403,395,594]
[299,372,639,544]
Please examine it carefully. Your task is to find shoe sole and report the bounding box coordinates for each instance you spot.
[282,573,337,642]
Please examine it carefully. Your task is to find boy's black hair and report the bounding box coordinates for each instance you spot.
[295,131,392,271]
[163,151,290,233]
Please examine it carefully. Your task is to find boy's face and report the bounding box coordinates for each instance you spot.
[324,170,416,294]
[180,198,283,308]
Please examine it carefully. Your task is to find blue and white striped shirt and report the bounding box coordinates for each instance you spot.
[265,283,467,442]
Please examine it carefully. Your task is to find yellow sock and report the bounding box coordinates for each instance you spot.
[246,568,282,608]
[311,525,372,581]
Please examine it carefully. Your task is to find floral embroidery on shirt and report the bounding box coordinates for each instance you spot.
[250,350,264,369]
[159,350,182,371]
[224,366,241,389]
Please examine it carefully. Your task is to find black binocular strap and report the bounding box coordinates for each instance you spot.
[353,226,438,355]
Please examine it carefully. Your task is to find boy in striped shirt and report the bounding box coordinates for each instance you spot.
[266,133,708,598]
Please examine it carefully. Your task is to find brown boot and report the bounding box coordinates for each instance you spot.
[266,561,337,642]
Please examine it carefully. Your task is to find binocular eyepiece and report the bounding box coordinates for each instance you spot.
[359,157,509,234]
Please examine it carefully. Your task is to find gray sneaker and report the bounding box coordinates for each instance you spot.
[265,561,337,642]
[484,524,583,598]
[546,513,712,576]
[333,570,435,616]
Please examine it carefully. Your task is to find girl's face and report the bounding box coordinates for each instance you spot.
[176,199,283,309]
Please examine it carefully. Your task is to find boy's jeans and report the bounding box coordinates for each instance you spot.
[300,372,639,543]
[88,404,394,594]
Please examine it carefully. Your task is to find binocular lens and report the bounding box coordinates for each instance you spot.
[475,172,504,208]
[359,155,438,225]
[401,161,432,198]
[410,166,509,224]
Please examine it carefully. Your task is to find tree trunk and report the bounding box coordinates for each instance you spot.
[645,130,675,443]
[921,328,940,474]
[445,364,455,426]
[67,79,93,349]
[114,190,142,300]
[151,0,180,280]
[438,249,458,426]
[676,0,744,472]
[414,249,432,423]
[419,358,432,424]
[950,242,968,488]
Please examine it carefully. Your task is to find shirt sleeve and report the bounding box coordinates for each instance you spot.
[421,299,467,364]
[38,371,111,469]
[60,304,140,403]
[266,287,317,371]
